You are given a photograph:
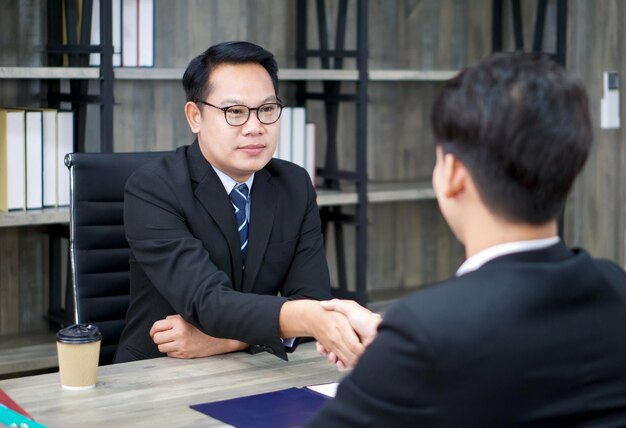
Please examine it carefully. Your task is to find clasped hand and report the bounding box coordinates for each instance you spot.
[316,299,382,370]
[150,314,247,358]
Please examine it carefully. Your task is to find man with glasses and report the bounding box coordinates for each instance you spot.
[114,41,365,365]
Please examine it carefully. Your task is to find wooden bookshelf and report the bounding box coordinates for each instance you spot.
[0,66,99,79]
[0,207,69,228]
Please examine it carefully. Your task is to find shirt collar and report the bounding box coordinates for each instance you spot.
[211,166,255,195]
[456,236,560,277]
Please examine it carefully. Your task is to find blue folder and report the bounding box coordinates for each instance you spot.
[190,387,329,428]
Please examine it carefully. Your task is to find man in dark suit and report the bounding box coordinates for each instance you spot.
[114,41,364,365]
[309,52,626,426]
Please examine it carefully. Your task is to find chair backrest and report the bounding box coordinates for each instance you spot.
[66,151,173,365]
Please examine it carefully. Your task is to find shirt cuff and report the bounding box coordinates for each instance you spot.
[281,337,296,348]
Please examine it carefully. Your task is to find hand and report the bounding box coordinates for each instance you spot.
[316,299,382,369]
[279,300,365,369]
[316,341,348,371]
[149,314,248,359]
[311,308,365,370]
[320,299,381,346]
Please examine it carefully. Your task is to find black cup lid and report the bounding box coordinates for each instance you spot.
[56,323,102,344]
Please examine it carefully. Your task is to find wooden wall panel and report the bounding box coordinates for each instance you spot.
[0,228,20,335]
[0,228,47,335]
[564,0,625,265]
[17,227,47,332]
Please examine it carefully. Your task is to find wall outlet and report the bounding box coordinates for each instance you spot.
[601,71,620,129]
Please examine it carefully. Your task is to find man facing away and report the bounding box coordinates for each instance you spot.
[310,52,626,426]
[114,41,365,365]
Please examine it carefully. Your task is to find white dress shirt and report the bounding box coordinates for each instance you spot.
[456,236,560,277]
[212,166,254,222]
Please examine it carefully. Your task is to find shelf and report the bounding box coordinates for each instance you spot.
[0,183,434,227]
[114,67,359,81]
[368,69,457,81]
[111,68,458,82]
[368,181,436,203]
[0,207,69,228]
[0,332,58,377]
[114,67,183,80]
[0,67,457,82]
[316,181,435,207]
[0,66,99,79]
[280,69,358,81]
[317,188,359,206]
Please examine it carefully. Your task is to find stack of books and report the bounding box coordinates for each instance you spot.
[274,106,317,186]
[90,0,154,67]
[0,108,74,212]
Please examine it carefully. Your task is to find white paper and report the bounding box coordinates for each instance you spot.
[305,382,339,398]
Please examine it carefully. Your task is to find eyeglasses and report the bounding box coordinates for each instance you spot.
[198,100,284,126]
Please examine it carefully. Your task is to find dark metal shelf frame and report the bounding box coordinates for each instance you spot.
[296,0,369,304]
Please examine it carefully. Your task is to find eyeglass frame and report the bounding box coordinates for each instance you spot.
[196,99,284,126]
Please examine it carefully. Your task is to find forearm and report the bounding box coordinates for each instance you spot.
[205,337,249,356]
[278,300,323,338]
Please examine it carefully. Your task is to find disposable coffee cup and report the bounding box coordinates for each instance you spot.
[56,324,102,390]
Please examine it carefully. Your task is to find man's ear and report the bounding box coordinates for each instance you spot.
[184,101,202,134]
[442,153,468,198]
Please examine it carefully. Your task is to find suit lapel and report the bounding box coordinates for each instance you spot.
[187,142,244,289]
[242,168,276,293]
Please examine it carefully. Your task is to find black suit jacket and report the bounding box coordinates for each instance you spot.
[114,141,331,363]
[309,243,626,427]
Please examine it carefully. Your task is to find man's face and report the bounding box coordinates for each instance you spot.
[190,62,279,182]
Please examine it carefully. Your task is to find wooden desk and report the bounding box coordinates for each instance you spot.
[0,343,344,427]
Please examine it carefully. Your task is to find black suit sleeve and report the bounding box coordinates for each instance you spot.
[124,166,287,354]
[308,300,441,427]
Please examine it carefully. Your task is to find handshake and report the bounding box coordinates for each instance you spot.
[149,298,382,368]
[313,299,382,370]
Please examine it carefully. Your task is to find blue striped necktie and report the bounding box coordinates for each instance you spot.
[229,183,249,267]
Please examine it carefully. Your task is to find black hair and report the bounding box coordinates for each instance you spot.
[182,41,279,102]
[431,52,592,224]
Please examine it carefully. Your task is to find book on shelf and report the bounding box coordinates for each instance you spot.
[305,122,317,185]
[57,111,75,207]
[291,107,307,171]
[137,0,154,66]
[89,0,123,66]
[274,107,317,186]
[277,106,292,161]
[0,109,25,212]
[22,108,58,207]
[122,0,154,67]
[39,109,59,207]
[25,110,43,210]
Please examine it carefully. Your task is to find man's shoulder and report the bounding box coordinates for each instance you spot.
[589,253,626,280]
[384,247,626,330]
[126,145,189,185]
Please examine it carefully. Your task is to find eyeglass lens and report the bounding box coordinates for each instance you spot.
[225,103,281,125]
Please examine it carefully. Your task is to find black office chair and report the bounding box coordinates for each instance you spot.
[65,151,173,365]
